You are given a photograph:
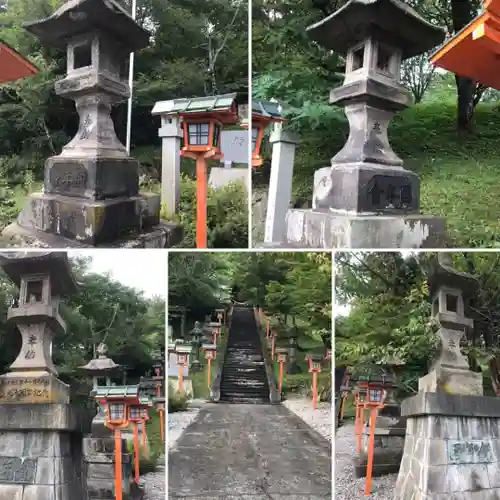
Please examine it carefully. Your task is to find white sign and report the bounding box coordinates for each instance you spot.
[220,130,249,165]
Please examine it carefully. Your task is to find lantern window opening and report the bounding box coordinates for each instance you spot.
[251,126,259,152]
[73,41,92,70]
[375,43,394,76]
[188,122,210,146]
[350,44,365,72]
[109,402,126,421]
[25,278,44,303]
[446,293,458,313]
[129,406,141,420]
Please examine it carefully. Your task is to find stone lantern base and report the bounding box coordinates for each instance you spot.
[3,208,182,249]
[395,392,500,499]
[284,209,447,249]
[0,372,70,404]
[0,403,88,500]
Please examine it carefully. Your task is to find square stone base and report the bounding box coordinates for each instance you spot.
[285,209,448,248]
[0,373,70,404]
[3,219,182,249]
[0,404,86,500]
[419,367,483,396]
[8,191,162,245]
[395,392,500,499]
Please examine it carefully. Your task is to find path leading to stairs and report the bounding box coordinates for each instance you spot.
[168,403,332,499]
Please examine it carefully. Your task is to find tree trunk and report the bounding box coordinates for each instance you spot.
[451,0,476,131]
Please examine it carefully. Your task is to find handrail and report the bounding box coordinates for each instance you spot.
[210,304,234,401]
[253,307,281,404]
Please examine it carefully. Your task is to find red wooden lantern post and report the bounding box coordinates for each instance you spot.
[202,343,217,389]
[99,396,133,500]
[241,101,285,168]
[266,317,270,339]
[275,348,288,394]
[175,345,192,393]
[155,399,166,442]
[128,402,145,484]
[307,355,323,409]
[271,331,276,360]
[355,380,387,497]
[140,405,151,458]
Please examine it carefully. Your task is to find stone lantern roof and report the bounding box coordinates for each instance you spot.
[306,0,446,59]
[0,251,78,296]
[23,0,150,52]
[428,253,479,299]
[80,343,121,375]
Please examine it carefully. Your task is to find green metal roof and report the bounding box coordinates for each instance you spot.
[252,99,283,120]
[95,385,140,399]
[152,93,245,116]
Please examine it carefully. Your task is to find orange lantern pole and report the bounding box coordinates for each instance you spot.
[175,346,191,393]
[307,355,322,410]
[133,422,140,483]
[266,318,270,339]
[340,393,347,420]
[114,428,123,500]
[159,410,164,441]
[195,155,208,248]
[365,407,379,496]
[275,348,288,394]
[203,343,217,390]
[271,333,276,360]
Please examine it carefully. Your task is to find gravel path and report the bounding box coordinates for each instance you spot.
[140,454,166,500]
[283,397,332,442]
[335,422,397,499]
[168,406,201,449]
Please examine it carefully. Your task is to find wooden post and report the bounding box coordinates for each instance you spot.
[278,361,284,394]
[178,364,183,393]
[354,401,359,436]
[114,429,123,500]
[340,395,346,420]
[266,318,270,339]
[159,410,164,441]
[364,408,378,496]
[141,421,148,458]
[195,155,208,248]
[207,358,212,388]
[357,406,364,452]
[312,371,318,409]
[271,335,275,360]
[133,423,140,484]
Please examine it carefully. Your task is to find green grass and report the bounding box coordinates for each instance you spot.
[293,100,500,248]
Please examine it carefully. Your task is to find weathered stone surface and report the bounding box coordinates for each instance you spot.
[45,157,139,200]
[14,192,160,245]
[313,164,420,213]
[0,404,88,432]
[419,366,483,396]
[0,374,70,404]
[285,209,447,248]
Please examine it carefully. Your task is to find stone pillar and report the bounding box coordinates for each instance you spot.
[0,252,88,500]
[394,254,500,499]
[158,115,183,215]
[264,127,299,244]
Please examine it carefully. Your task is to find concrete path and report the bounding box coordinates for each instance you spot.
[168,403,332,499]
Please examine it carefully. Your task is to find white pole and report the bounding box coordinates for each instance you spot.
[126,0,138,155]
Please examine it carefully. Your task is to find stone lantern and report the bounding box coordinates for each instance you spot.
[6,0,181,248]
[80,342,122,437]
[285,0,448,248]
[189,321,204,372]
[419,253,482,395]
[0,251,78,403]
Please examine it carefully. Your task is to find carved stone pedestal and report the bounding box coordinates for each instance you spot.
[395,392,500,499]
[0,404,87,500]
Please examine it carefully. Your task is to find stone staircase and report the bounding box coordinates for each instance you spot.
[219,307,270,404]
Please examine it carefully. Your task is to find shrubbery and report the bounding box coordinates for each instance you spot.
[168,385,189,412]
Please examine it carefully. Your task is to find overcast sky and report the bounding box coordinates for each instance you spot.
[67,250,167,299]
